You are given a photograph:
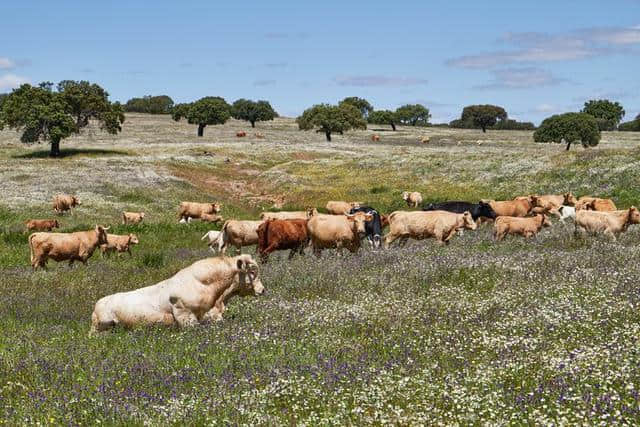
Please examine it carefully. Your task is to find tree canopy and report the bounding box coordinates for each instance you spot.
[124,95,174,114]
[0,81,124,157]
[618,119,640,132]
[231,99,278,127]
[0,93,7,109]
[339,97,373,119]
[395,104,431,126]
[533,112,600,150]
[367,110,398,131]
[172,96,231,136]
[458,105,507,132]
[581,99,625,131]
[297,103,366,141]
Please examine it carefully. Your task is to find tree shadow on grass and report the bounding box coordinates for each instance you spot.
[12,148,130,159]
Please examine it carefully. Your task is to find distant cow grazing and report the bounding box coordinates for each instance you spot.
[257,219,309,262]
[29,225,109,270]
[349,206,384,248]
[575,207,640,240]
[325,201,360,215]
[493,214,551,241]
[423,201,497,222]
[219,220,262,254]
[122,211,145,225]
[25,219,60,232]
[201,230,223,253]
[236,131,247,137]
[90,255,265,333]
[402,191,423,208]
[371,134,380,142]
[178,201,221,222]
[307,210,373,256]
[100,234,139,257]
[384,210,477,248]
[52,194,81,215]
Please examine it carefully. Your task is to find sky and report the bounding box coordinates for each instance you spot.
[1,0,639,124]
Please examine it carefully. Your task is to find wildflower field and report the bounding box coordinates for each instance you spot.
[1,114,640,424]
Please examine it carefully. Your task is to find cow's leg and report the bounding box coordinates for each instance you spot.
[202,304,224,323]
[68,259,74,268]
[605,230,617,241]
[169,297,199,327]
[384,233,399,249]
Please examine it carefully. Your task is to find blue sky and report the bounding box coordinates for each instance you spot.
[1,0,639,124]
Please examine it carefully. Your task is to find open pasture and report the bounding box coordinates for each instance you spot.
[1,114,640,424]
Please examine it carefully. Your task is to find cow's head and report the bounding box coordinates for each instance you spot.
[346,212,373,238]
[564,193,577,206]
[402,191,410,201]
[211,203,221,213]
[627,206,640,225]
[462,211,477,230]
[306,207,319,218]
[72,196,81,206]
[139,212,146,219]
[235,255,265,296]
[95,225,109,244]
[128,234,140,245]
[477,201,497,219]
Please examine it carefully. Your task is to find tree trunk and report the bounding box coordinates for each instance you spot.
[391,123,396,131]
[481,125,487,133]
[50,138,61,158]
[566,141,572,151]
[197,123,205,137]
[250,120,256,128]
[325,131,332,141]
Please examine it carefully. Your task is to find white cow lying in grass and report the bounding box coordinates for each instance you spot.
[201,230,223,253]
[90,254,264,334]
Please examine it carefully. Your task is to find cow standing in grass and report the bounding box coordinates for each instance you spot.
[384,210,477,247]
[306,211,373,256]
[29,225,109,270]
[257,218,309,262]
[52,194,81,215]
[25,219,60,232]
[493,214,551,241]
[178,202,221,222]
[575,207,640,240]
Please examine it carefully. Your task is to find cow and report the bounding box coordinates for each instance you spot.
[200,213,224,224]
[178,201,221,222]
[575,197,617,212]
[52,194,81,215]
[421,136,430,144]
[348,206,384,248]
[257,219,309,262]
[24,219,60,232]
[29,225,109,270]
[90,254,265,333]
[201,230,223,253]
[532,193,577,211]
[325,201,361,215]
[219,220,262,254]
[575,207,640,240]
[236,131,247,137]
[122,211,145,225]
[493,214,551,241]
[371,134,380,142]
[484,196,535,217]
[100,234,140,257]
[259,211,309,221]
[422,201,497,222]
[402,191,423,208]
[384,210,477,248]
[306,211,373,256]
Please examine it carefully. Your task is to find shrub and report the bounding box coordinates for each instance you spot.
[534,112,600,150]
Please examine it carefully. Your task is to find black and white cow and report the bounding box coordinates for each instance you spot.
[349,206,383,248]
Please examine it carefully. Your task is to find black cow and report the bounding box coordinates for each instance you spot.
[422,201,497,221]
[349,206,383,248]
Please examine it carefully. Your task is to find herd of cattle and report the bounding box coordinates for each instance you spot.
[19,190,640,333]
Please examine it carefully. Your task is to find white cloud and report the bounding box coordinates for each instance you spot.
[0,57,15,70]
[475,67,567,90]
[0,74,29,90]
[333,75,428,87]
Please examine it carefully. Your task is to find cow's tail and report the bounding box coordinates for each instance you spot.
[28,233,36,266]
[201,231,209,241]
[257,220,270,253]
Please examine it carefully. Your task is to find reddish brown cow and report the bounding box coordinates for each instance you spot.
[257,219,310,262]
[236,131,247,137]
[25,219,60,232]
[371,134,380,142]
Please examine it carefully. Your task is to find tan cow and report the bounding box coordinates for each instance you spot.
[29,225,109,270]
[402,191,423,208]
[25,219,60,232]
[384,210,477,248]
[122,211,145,225]
[575,197,617,211]
[371,134,380,142]
[575,207,640,239]
[259,211,309,221]
[325,201,361,215]
[90,254,265,333]
[493,214,552,241]
[532,193,577,211]
[52,194,81,215]
[100,234,139,257]
[200,213,224,224]
[219,220,263,254]
[421,136,430,144]
[485,196,535,217]
[178,201,221,222]
[306,211,373,256]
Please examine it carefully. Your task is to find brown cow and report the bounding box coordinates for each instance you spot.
[236,131,247,137]
[493,214,551,241]
[178,201,221,222]
[575,207,640,239]
[219,220,263,254]
[485,196,535,217]
[532,193,577,212]
[52,194,81,215]
[100,233,139,257]
[29,225,109,270]
[371,134,380,142]
[384,210,477,247]
[307,211,373,256]
[200,213,224,224]
[575,197,617,211]
[402,192,423,208]
[325,201,361,215]
[25,219,60,232]
[257,219,309,262]
[122,211,145,225]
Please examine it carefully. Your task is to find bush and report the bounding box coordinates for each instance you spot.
[492,119,535,131]
[124,95,174,114]
[618,120,640,132]
[534,112,600,150]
